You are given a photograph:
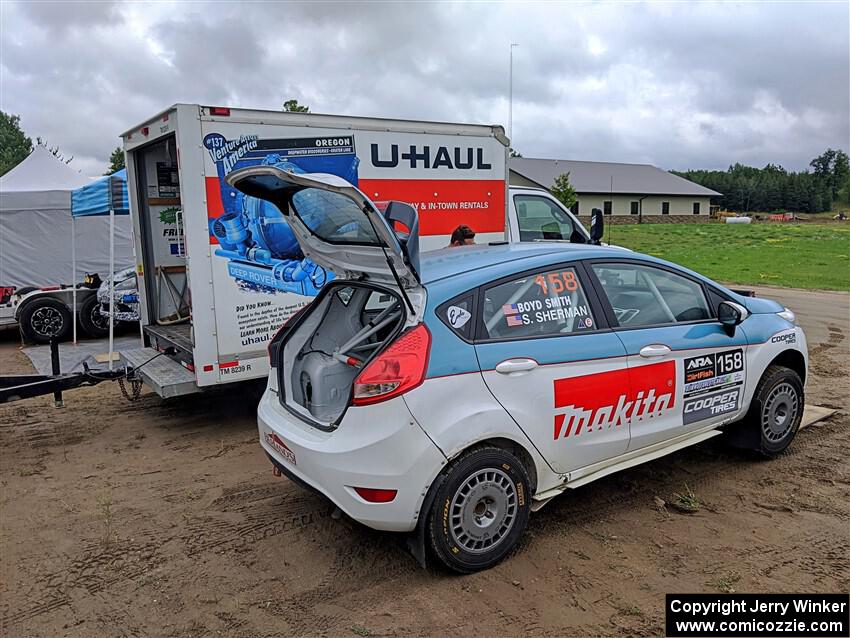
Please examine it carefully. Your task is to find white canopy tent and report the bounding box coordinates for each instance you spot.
[0,146,134,289]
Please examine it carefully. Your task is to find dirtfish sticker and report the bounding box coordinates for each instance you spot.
[204,133,259,173]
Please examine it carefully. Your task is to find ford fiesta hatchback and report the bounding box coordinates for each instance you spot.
[227,169,808,573]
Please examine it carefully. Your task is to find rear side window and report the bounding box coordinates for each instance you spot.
[291,188,379,245]
[481,266,596,339]
[514,194,577,242]
[591,263,710,327]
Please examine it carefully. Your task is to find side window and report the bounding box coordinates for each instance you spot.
[438,295,475,341]
[591,263,711,327]
[514,195,576,242]
[481,266,596,339]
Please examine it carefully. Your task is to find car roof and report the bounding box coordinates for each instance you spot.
[419,241,744,307]
[421,242,627,285]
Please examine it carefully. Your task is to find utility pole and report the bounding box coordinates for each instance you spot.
[508,43,519,142]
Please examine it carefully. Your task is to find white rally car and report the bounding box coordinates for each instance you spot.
[228,169,808,573]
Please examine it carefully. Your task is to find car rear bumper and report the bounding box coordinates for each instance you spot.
[257,387,446,532]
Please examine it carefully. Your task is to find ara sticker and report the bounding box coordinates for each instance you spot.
[446,305,471,329]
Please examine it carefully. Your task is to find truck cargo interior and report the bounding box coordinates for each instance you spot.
[280,284,405,425]
[131,135,193,361]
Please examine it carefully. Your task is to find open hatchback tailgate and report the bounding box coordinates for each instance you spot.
[225,168,421,291]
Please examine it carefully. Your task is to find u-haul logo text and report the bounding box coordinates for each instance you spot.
[370,144,492,170]
[553,361,676,439]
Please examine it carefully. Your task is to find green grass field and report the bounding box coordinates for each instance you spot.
[606,223,850,291]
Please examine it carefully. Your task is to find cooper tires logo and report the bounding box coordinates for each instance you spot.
[771,331,797,345]
[683,389,740,424]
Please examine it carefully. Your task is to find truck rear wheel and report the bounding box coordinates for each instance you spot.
[79,294,109,338]
[427,446,531,573]
[19,298,72,344]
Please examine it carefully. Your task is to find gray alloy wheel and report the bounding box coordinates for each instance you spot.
[449,467,518,554]
[761,381,799,443]
[428,445,532,573]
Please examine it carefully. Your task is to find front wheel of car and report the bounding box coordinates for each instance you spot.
[729,365,804,457]
[427,446,532,573]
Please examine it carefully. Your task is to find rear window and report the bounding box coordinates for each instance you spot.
[291,188,380,245]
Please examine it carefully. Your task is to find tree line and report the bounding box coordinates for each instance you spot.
[673,149,849,214]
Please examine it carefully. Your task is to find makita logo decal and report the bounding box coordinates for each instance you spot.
[553,361,676,439]
[370,144,492,170]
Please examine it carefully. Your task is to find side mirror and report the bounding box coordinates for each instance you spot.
[718,300,749,336]
[590,208,604,245]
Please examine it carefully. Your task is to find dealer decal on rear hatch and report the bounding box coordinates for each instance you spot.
[682,349,745,424]
[265,431,296,466]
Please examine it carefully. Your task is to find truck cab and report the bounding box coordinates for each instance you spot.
[506,186,589,244]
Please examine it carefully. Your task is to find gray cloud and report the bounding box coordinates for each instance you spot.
[1,0,846,175]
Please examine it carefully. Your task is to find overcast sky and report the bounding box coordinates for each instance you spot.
[1,1,847,176]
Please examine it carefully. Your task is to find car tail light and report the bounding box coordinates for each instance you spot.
[268,304,311,367]
[209,106,231,116]
[352,324,430,406]
[353,487,397,503]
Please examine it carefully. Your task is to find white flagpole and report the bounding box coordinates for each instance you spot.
[71,215,77,344]
[109,207,115,371]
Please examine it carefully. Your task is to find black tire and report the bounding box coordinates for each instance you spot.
[728,365,804,457]
[19,298,72,344]
[427,446,532,573]
[79,294,109,338]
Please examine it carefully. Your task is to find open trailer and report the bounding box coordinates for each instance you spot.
[118,104,511,397]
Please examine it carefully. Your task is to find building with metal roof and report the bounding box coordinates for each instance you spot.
[509,157,722,219]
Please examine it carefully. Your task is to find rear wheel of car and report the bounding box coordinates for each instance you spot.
[79,294,110,338]
[19,298,72,344]
[427,446,531,573]
[729,365,803,457]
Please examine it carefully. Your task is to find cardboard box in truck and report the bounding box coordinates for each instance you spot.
[119,104,509,397]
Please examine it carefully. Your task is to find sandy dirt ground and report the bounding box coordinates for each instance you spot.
[1,286,847,637]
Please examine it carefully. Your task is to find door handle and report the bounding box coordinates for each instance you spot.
[639,344,672,358]
[495,358,539,374]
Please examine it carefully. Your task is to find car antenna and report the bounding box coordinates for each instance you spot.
[607,174,613,245]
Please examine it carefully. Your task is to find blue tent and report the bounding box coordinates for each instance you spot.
[71,169,129,217]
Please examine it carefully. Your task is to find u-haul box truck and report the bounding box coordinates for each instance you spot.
[119,104,509,397]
